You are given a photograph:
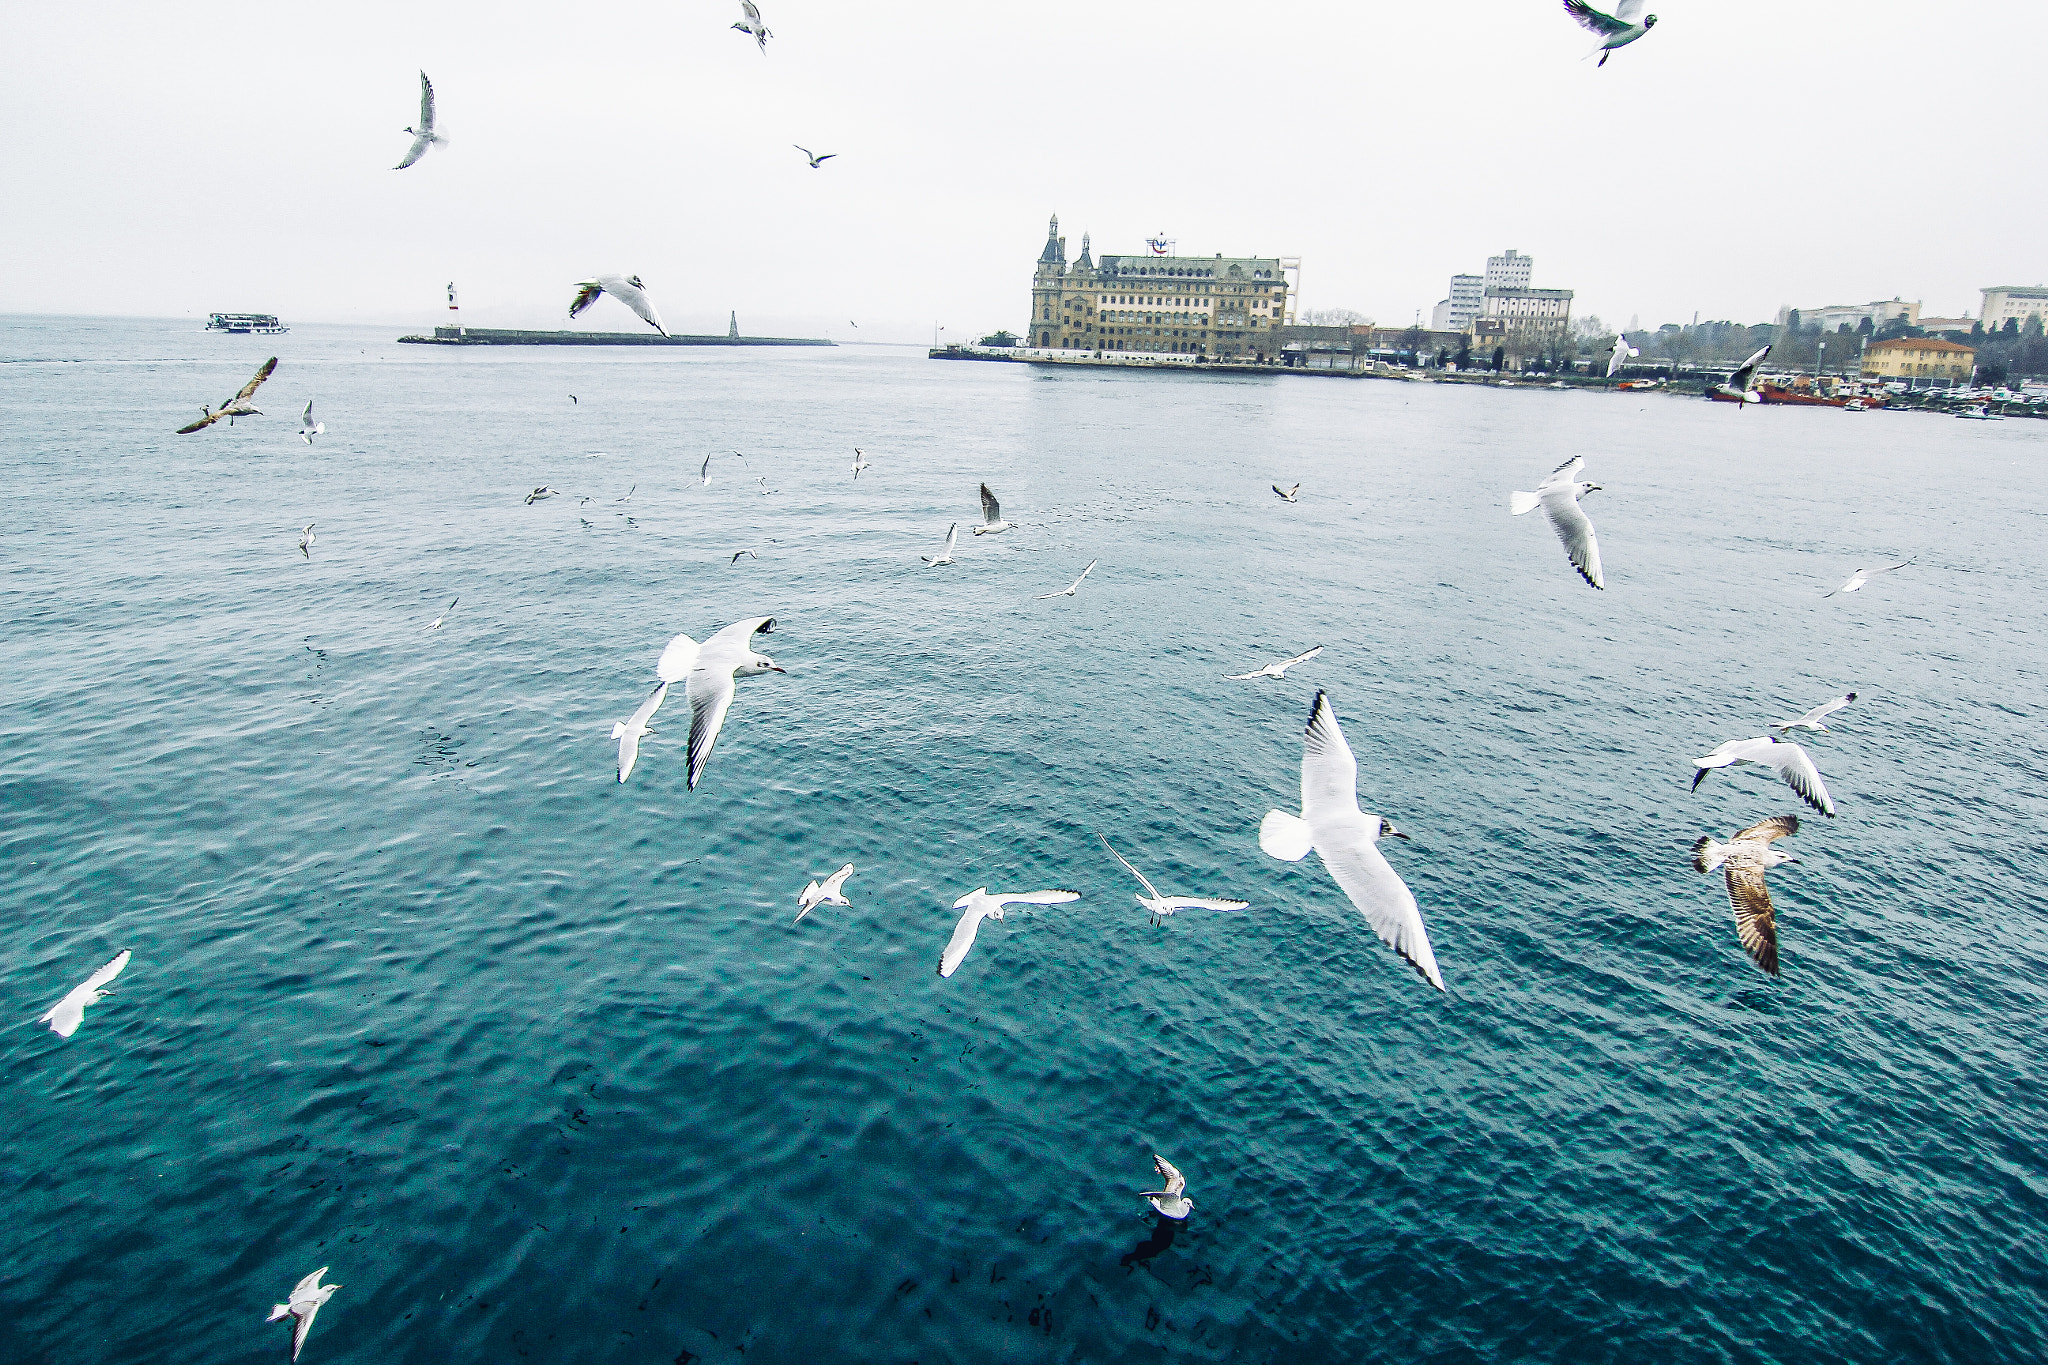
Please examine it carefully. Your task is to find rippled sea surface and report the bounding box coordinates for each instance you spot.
[5,315,2048,1364]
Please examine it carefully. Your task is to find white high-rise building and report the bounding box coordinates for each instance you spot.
[1486,249,1532,292]
[1430,274,1485,332]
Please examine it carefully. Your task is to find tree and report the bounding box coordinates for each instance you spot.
[1300,308,1370,327]
[1858,317,1874,335]
[1786,309,1802,330]
[1491,346,1505,372]
[1456,339,1472,371]
[1399,325,1425,359]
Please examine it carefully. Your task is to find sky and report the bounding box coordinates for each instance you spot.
[4,1,2042,344]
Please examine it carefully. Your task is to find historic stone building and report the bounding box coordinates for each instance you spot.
[1029,215,1290,360]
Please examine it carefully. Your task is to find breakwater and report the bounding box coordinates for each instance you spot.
[399,327,833,347]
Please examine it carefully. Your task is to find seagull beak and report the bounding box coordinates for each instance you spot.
[1389,830,1410,841]
[770,665,786,673]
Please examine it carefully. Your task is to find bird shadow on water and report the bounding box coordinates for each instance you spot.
[1724,985,1784,1014]
[1119,1214,1182,1272]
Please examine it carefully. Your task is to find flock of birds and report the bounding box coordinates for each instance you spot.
[70,7,1898,1356]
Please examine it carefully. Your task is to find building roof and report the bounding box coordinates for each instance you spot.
[1984,285,2048,297]
[1095,253,1283,280]
[1868,337,1974,353]
[1484,286,1574,299]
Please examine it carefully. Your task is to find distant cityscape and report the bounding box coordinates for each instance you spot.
[1010,213,2047,388]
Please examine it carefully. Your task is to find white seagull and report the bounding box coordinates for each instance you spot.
[1509,455,1605,589]
[1139,1154,1194,1220]
[1776,693,1857,734]
[1605,334,1640,377]
[796,864,855,923]
[425,597,458,631]
[922,523,960,566]
[1272,483,1300,503]
[700,453,714,485]
[937,887,1081,978]
[612,680,670,784]
[525,486,558,505]
[851,448,871,479]
[1099,834,1249,926]
[1563,0,1658,66]
[1224,645,1323,681]
[177,356,277,433]
[654,617,786,791]
[1259,691,1445,991]
[1692,815,1802,977]
[1691,736,1835,817]
[795,145,836,168]
[732,0,771,52]
[393,70,443,169]
[1711,345,1771,404]
[973,483,1013,535]
[267,1267,340,1362]
[1824,560,1912,597]
[38,949,130,1038]
[1035,559,1097,599]
[298,401,324,443]
[730,549,758,564]
[298,524,316,559]
[569,274,669,337]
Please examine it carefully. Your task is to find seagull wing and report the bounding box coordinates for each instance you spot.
[704,615,775,651]
[1098,834,1163,901]
[979,483,1002,523]
[418,71,435,132]
[1724,861,1780,976]
[815,153,835,164]
[700,453,712,484]
[741,0,762,21]
[990,889,1081,910]
[80,949,131,994]
[1071,560,1097,590]
[569,282,605,320]
[1299,690,1360,824]
[394,130,432,169]
[619,279,668,336]
[655,631,699,683]
[1318,828,1445,990]
[176,410,222,434]
[1540,488,1604,589]
[231,357,278,407]
[1802,694,1856,727]
[1731,814,1799,845]
[938,902,987,978]
[820,864,855,897]
[1563,0,1632,36]
[1730,344,1771,391]
[1279,645,1324,671]
[1767,741,1835,817]
[292,1269,330,1300]
[301,400,315,426]
[292,1299,321,1359]
[1157,896,1251,913]
[1538,454,1584,488]
[683,666,739,792]
[617,681,669,782]
[1152,1154,1185,1196]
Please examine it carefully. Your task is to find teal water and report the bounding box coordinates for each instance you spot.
[4,315,2047,1364]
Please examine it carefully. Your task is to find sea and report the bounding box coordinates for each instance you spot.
[3,315,2046,1364]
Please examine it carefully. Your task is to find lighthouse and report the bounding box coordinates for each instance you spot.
[446,282,464,338]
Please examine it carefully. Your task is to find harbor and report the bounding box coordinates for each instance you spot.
[399,326,833,348]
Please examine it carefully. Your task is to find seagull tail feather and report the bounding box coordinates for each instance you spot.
[1258,811,1314,862]
[1509,491,1541,515]
[1692,836,1723,874]
[610,721,626,739]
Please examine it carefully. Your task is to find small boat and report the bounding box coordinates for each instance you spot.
[1955,404,2003,420]
[1842,399,1867,412]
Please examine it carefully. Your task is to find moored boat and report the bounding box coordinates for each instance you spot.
[206,313,288,335]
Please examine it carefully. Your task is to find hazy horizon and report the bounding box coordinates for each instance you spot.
[6,1,2043,345]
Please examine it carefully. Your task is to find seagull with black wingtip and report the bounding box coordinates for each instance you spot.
[1509,455,1604,589]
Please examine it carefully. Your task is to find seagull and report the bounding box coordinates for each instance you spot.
[937,888,1081,978]
[1692,815,1801,977]
[1259,691,1445,991]
[570,395,578,404]
[1775,693,1856,734]
[267,1267,340,1362]
[1138,1154,1194,1221]
[424,597,458,631]
[615,485,636,504]
[1099,834,1249,926]
[176,357,277,433]
[1691,736,1835,817]
[525,486,558,505]
[756,476,778,495]
[654,618,785,791]
[1605,334,1640,377]
[1509,455,1604,589]
[1035,559,1097,599]
[612,680,669,783]
[973,483,1013,535]
[1711,344,1771,404]
[569,275,669,337]
[1563,0,1658,66]
[298,524,316,559]
[730,549,757,564]
[922,523,959,567]
[794,145,836,168]
[38,949,130,1038]
[732,0,771,52]
[700,453,715,485]
[796,864,855,923]
[297,401,324,443]
[1225,645,1323,681]
[852,448,871,479]
[393,70,443,169]
[1272,483,1300,503]
[1824,560,1912,597]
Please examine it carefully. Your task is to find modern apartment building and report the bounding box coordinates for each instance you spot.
[1979,285,2048,330]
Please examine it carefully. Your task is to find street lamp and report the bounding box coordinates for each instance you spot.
[1817,340,1826,381]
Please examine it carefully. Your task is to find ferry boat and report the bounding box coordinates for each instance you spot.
[205,313,288,335]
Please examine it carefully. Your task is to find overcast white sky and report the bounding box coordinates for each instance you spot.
[4,1,2041,343]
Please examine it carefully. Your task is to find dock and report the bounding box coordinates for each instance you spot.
[399,327,833,348]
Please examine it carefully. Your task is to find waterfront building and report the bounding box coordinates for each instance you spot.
[1979,285,2048,330]
[1916,316,1974,337]
[1429,274,1483,333]
[1485,249,1532,292]
[1778,298,1920,332]
[1481,285,1574,350]
[1861,336,1974,383]
[1028,214,1291,360]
